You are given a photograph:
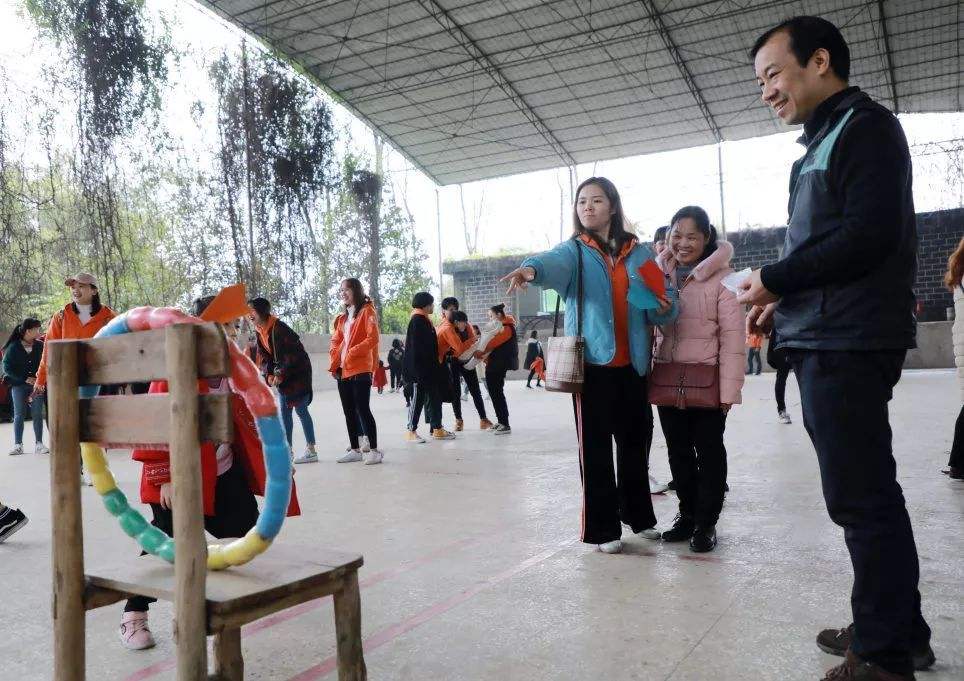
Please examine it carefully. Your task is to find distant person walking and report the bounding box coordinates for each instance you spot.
[768,330,794,424]
[524,330,544,388]
[746,330,763,375]
[3,318,47,456]
[387,339,405,392]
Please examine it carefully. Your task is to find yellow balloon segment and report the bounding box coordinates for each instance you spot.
[80,443,272,571]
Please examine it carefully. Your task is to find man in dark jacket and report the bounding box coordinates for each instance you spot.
[740,17,932,681]
[403,292,455,442]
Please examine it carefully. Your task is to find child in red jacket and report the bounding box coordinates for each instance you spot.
[373,359,388,394]
[119,287,300,651]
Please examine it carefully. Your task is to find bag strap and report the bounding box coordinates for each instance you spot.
[552,238,584,338]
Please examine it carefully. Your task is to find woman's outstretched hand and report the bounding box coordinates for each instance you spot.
[501,266,536,294]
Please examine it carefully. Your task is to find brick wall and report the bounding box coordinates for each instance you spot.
[443,207,964,328]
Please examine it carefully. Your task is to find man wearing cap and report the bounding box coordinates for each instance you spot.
[34,272,116,395]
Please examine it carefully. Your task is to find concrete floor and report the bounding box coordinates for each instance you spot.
[0,371,962,681]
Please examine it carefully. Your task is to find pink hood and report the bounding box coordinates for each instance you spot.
[654,241,746,406]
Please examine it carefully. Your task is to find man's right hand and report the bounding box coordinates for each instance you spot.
[501,266,535,294]
[746,303,778,336]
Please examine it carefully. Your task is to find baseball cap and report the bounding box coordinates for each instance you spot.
[64,272,98,288]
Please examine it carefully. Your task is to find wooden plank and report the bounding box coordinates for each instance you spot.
[85,545,364,606]
[334,571,367,681]
[78,322,230,385]
[80,394,232,445]
[83,582,131,611]
[167,324,209,681]
[209,574,349,632]
[48,341,85,681]
[212,628,244,681]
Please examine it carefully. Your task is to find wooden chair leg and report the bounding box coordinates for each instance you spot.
[213,628,243,681]
[49,342,85,681]
[333,571,367,681]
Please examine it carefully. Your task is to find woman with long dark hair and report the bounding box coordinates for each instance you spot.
[944,237,964,479]
[502,177,677,553]
[3,318,46,455]
[248,297,318,464]
[653,206,745,552]
[328,278,382,464]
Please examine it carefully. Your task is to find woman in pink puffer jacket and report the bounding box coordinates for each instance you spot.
[652,206,745,553]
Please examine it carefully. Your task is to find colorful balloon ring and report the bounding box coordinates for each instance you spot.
[79,306,292,570]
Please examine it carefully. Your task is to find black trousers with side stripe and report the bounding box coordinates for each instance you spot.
[573,364,656,544]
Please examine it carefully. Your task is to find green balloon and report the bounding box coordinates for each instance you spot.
[102,489,129,516]
[139,526,168,555]
[157,539,176,563]
[118,509,148,538]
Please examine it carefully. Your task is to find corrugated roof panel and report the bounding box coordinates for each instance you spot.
[198,0,964,184]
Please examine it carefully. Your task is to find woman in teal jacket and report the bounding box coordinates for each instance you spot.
[2,318,46,456]
[503,177,678,554]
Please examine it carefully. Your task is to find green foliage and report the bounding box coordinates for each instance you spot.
[24,0,168,141]
[3,3,431,337]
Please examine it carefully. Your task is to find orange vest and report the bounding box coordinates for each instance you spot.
[580,234,633,367]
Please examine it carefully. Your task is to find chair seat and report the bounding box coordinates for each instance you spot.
[85,544,363,630]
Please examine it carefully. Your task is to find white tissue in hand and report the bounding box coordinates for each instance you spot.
[721,268,752,294]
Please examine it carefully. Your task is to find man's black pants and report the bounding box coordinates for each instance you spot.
[790,350,930,675]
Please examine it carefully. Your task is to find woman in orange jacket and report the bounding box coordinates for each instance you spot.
[329,278,382,465]
[33,272,116,485]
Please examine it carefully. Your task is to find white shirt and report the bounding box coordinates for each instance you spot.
[341,306,356,366]
[76,303,92,324]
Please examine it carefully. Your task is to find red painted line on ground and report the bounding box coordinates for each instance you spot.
[288,541,576,681]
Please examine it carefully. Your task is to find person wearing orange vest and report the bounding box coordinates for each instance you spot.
[34,272,116,392]
[34,272,116,486]
[437,298,492,431]
[479,303,518,434]
[746,330,764,376]
[329,278,383,465]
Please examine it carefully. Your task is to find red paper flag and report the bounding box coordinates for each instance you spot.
[638,260,666,298]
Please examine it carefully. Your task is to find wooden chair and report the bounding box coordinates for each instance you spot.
[47,323,367,681]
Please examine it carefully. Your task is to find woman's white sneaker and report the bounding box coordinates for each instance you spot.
[337,449,363,463]
[8,444,23,456]
[598,540,623,554]
[34,443,50,455]
[637,528,661,540]
[294,450,318,464]
[363,449,383,465]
